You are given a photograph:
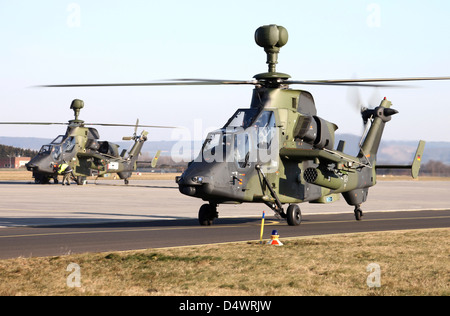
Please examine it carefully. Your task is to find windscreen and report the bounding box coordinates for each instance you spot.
[224,109,260,129]
[51,135,65,144]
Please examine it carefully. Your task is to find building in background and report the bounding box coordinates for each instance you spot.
[0,157,31,169]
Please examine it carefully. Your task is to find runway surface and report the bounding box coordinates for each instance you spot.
[0,179,449,259]
[0,210,449,259]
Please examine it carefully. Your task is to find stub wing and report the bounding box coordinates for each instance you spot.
[77,151,112,161]
[279,147,364,168]
[279,147,342,164]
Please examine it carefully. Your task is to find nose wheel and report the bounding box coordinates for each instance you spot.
[198,203,218,226]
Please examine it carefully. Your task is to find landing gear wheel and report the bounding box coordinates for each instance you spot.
[286,204,302,226]
[198,204,218,226]
[124,179,129,185]
[34,174,50,184]
[76,176,87,185]
[354,207,363,221]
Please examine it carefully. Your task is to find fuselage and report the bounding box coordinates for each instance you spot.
[177,86,391,208]
[177,87,333,205]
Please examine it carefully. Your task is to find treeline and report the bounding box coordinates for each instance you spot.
[0,144,38,159]
[420,160,450,177]
[138,155,187,172]
[377,160,450,177]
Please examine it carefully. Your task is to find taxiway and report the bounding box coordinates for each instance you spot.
[0,179,449,259]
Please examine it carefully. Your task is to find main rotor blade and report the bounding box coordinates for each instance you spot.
[172,78,258,85]
[84,123,177,128]
[39,79,256,88]
[0,122,68,125]
[310,76,450,83]
[286,76,450,87]
[0,121,176,128]
[38,76,450,89]
[285,81,402,88]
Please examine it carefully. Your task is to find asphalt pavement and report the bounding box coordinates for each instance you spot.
[0,179,449,259]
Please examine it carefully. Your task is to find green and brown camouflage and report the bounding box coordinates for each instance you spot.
[176,25,426,225]
[177,84,414,225]
[4,99,160,184]
[31,24,445,225]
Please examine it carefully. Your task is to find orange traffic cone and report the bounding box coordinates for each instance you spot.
[267,230,283,246]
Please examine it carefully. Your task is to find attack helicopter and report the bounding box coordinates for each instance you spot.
[0,99,167,185]
[41,24,450,225]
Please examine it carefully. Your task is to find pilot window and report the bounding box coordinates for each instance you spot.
[224,109,259,129]
[52,146,61,160]
[51,135,65,144]
[235,133,250,168]
[63,137,76,152]
[39,145,52,155]
[255,111,276,150]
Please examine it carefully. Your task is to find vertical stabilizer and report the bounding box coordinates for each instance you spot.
[151,150,161,168]
[411,140,426,179]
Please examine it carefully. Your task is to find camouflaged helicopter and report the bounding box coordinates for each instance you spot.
[0,99,166,185]
[41,25,450,225]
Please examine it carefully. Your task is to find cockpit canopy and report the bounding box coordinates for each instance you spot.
[200,109,278,167]
[223,108,275,130]
[51,135,65,144]
[38,135,76,160]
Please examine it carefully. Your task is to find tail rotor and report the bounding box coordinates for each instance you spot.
[347,87,382,126]
[122,119,140,141]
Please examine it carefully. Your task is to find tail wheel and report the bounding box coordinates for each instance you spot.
[354,207,363,221]
[286,204,302,226]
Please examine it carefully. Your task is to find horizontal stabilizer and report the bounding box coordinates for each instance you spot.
[136,150,162,168]
[376,140,426,179]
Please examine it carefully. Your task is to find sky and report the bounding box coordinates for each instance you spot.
[1,0,450,143]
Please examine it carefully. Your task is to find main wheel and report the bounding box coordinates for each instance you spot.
[34,174,50,184]
[286,204,302,226]
[76,176,87,185]
[198,204,217,226]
